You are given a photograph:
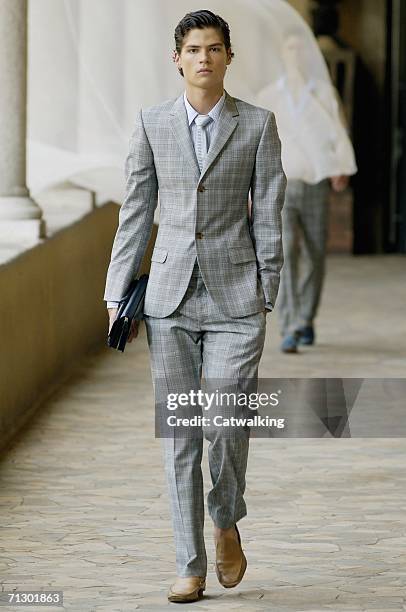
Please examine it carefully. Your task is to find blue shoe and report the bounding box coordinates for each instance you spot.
[296,325,315,346]
[281,334,298,353]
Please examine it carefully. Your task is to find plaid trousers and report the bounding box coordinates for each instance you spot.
[277,179,330,335]
[144,258,266,576]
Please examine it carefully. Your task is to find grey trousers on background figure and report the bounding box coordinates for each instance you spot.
[144,258,266,577]
[277,179,330,336]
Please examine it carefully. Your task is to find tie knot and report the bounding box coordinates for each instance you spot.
[195,114,213,128]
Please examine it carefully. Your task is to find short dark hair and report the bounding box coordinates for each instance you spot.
[174,9,234,77]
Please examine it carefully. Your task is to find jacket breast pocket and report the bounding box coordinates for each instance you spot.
[228,246,257,264]
[151,247,168,263]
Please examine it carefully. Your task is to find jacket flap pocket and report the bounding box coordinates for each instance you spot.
[228,246,257,264]
[151,247,168,263]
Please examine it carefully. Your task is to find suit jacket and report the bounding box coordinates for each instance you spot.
[104,90,286,318]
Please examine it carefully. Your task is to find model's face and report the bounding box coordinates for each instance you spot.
[175,27,232,89]
[282,34,301,70]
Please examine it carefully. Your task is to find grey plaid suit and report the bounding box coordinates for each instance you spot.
[104,91,286,315]
[104,90,286,577]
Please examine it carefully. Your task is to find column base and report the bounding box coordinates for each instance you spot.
[0,218,46,244]
[0,196,46,243]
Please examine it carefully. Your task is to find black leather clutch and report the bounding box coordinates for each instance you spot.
[107,274,149,352]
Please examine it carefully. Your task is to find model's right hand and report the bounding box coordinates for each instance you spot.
[108,308,139,342]
[108,308,118,334]
[330,175,349,192]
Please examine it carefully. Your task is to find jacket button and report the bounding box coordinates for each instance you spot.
[195,232,203,239]
[197,184,206,192]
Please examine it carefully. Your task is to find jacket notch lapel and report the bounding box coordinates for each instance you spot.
[169,95,200,180]
[199,91,239,179]
[169,91,239,182]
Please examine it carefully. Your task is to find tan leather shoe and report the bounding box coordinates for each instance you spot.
[167,576,206,603]
[215,524,247,588]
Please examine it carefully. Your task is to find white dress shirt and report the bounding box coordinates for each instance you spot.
[256,77,357,184]
[106,91,226,309]
[183,90,225,152]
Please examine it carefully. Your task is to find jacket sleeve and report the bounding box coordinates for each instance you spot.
[250,111,286,311]
[103,110,158,302]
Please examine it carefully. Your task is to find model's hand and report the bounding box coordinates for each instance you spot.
[108,308,139,342]
[127,319,139,342]
[108,308,118,334]
[330,175,349,192]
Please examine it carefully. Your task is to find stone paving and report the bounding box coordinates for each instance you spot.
[1,256,405,611]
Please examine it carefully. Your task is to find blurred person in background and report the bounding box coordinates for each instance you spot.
[256,29,357,353]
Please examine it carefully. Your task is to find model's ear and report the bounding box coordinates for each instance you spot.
[226,48,232,65]
[172,50,182,70]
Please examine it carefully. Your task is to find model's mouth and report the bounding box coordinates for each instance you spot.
[198,69,212,73]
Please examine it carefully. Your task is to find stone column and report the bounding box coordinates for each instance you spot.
[0,0,45,243]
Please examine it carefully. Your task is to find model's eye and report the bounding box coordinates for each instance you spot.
[210,47,221,52]
[188,49,198,53]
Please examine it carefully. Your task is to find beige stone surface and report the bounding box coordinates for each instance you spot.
[1,255,406,611]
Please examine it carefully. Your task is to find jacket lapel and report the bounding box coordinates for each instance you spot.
[169,94,200,180]
[200,91,239,180]
[169,90,239,182]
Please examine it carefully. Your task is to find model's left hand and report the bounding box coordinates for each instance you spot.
[330,175,349,192]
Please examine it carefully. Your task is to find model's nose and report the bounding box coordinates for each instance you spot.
[199,49,210,62]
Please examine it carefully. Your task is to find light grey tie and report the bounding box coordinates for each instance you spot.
[194,114,213,171]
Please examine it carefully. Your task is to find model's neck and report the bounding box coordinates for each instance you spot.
[185,85,225,115]
[285,66,307,101]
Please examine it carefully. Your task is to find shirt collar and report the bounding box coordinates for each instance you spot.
[183,91,226,126]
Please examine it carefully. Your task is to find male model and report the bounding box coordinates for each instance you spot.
[104,9,286,603]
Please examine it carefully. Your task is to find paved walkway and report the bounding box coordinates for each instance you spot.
[1,256,405,611]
